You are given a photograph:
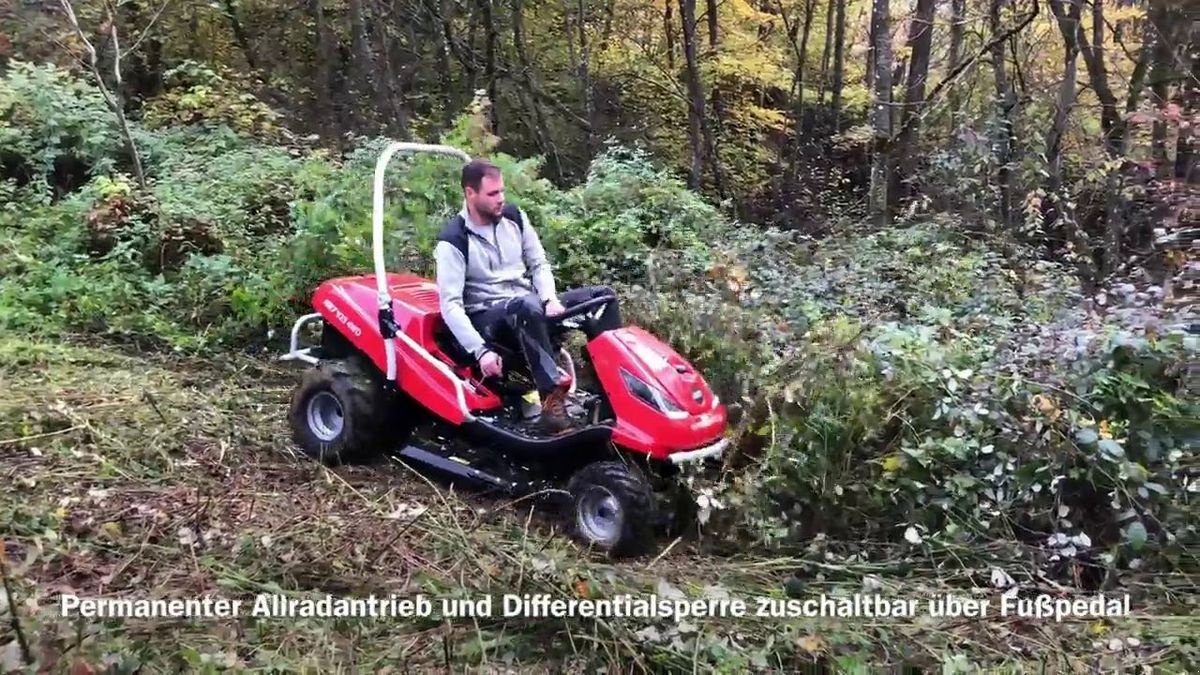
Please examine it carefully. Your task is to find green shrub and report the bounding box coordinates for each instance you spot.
[0,61,120,187]
[141,60,285,141]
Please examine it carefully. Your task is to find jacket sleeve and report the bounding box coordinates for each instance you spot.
[435,241,488,358]
[518,208,559,304]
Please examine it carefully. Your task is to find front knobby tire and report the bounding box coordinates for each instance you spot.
[567,460,657,557]
[288,357,415,466]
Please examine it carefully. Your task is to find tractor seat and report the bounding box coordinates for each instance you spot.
[433,323,479,368]
[432,321,540,399]
[432,319,536,377]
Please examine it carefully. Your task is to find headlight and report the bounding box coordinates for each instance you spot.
[620,368,686,418]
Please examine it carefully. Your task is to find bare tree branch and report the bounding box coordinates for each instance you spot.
[920,0,1039,111]
[122,0,172,59]
[59,0,147,189]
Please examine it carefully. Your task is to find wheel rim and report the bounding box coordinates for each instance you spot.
[306,391,344,442]
[577,487,623,546]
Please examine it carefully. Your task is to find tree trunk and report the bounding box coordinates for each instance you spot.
[892,0,936,211]
[601,0,616,53]
[865,0,878,94]
[481,0,499,132]
[1045,0,1080,200]
[436,0,456,128]
[369,0,405,134]
[665,2,676,72]
[1177,19,1199,182]
[1092,0,1125,275]
[575,0,595,157]
[1044,0,1093,287]
[120,0,164,100]
[465,2,479,95]
[706,0,718,46]
[1052,0,1123,156]
[220,0,258,71]
[705,0,729,202]
[311,0,337,141]
[349,0,398,134]
[832,0,846,130]
[948,0,965,115]
[868,0,892,225]
[818,0,834,104]
[989,0,1014,228]
[512,0,559,177]
[781,0,817,192]
[1148,0,1171,177]
[679,0,706,190]
[796,0,816,127]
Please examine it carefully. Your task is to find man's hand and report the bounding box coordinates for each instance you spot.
[479,350,503,378]
[545,299,565,317]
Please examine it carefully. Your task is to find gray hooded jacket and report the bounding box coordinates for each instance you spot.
[434,205,558,359]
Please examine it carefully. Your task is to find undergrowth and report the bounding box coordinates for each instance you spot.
[1,338,1194,672]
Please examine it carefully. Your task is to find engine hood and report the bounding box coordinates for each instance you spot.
[611,326,716,414]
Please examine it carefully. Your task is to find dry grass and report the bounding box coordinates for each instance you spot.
[0,336,1195,673]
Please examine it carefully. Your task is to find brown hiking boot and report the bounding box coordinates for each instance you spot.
[539,386,573,435]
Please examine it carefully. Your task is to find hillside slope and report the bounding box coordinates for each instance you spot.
[1,63,1197,672]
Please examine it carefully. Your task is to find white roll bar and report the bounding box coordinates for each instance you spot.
[373,142,472,310]
[370,141,476,420]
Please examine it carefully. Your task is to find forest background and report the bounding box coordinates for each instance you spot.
[0,0,1197,671]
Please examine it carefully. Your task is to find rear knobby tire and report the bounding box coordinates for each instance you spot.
[288,357,414,466]
[567,460,657,557]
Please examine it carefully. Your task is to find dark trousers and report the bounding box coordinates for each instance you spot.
[469,285,621,395]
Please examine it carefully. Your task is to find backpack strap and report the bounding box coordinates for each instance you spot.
[501,202,525,232]
[435,213,470,261]
[435,203,526,264]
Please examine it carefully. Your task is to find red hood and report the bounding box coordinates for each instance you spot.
[612,327,716,414]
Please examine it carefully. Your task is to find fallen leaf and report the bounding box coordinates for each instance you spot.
[796,634,825,654]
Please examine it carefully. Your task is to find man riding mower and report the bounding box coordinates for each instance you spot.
[281,142,728,557]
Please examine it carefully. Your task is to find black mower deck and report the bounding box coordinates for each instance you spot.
[387,389,608,506]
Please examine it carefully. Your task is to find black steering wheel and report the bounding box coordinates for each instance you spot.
[550,293,616,323]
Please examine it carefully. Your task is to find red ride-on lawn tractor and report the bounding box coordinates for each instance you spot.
[280,142,728,557]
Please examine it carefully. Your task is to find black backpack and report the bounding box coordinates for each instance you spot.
[436,203,524,263]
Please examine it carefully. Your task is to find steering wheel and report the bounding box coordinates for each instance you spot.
[550,293,616,324]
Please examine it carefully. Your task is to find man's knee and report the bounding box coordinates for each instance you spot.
[594,284,617,299]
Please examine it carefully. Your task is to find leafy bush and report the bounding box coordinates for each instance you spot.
[607,205,1195,579]
[0,66,727,352]
[0,61,120,188]
[141,60,284,141]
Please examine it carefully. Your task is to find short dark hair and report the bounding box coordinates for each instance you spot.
[461,159,501,192]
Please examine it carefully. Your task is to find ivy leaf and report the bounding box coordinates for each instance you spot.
[1098,439,1125,459]
[1074,428,1099,445]
[1124,521,1148,551]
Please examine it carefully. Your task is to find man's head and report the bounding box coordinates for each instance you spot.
[462,159,504,224]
